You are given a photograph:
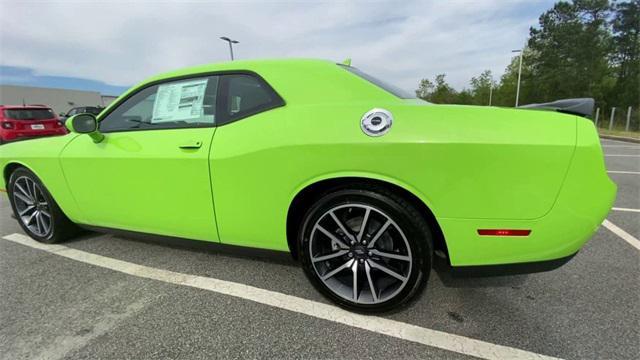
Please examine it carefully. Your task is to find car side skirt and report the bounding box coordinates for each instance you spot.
[77,224,295,265]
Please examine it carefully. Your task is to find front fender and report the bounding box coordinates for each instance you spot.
[0,135,83,223]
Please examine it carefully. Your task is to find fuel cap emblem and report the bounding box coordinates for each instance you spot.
[361,108,393,137]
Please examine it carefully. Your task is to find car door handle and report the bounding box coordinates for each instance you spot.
[179,141,202,149]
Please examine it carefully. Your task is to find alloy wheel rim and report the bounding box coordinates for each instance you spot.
[12,176,52,237]
[309,203,412,304]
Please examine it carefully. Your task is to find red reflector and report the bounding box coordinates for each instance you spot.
[477,229,531,236]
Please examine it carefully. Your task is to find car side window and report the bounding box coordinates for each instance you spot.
[99,76,219,132]
[67,109,77,116]
[222,74,280,122]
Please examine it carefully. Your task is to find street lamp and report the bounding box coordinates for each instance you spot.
[488,75,494,106]
[512,49,523,107]
[220,36,239,60]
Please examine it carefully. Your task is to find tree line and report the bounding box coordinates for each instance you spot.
[415,0,639,114]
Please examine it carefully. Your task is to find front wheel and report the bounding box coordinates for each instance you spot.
[8,167,78,243]
[299,187,433,313]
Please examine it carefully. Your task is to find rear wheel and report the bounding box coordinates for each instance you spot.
[8,167,78,243]
[299,187,432,312]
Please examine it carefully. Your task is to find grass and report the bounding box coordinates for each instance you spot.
[598,128,640,139]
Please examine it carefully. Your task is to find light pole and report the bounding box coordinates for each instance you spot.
[220,36,239,60]
[512,49,523,107]
[488,75,494,106]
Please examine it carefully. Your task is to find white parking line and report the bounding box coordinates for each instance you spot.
[602,220,640,251]
[607,170,640,175]
[612,207,640,213]
[604,154,640,157]
[1,232,561,360]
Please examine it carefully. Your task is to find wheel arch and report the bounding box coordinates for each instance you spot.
[3,161,74,219]
[286,175,449,262]
[3,161,37,187]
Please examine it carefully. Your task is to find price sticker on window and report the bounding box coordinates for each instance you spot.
[152,79,208,123]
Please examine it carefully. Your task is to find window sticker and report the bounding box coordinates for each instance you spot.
[152,78,208,123]
[231,96,242,114]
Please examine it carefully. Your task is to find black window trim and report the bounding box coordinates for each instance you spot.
[97,70,285,134]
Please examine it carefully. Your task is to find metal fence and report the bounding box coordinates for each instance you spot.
[594,106,639,133]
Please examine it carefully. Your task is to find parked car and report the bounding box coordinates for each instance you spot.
[60,106,104,121]
[0,105,68,144]
[0,59,616,312]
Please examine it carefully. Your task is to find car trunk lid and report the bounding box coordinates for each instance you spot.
[3,108,61,130]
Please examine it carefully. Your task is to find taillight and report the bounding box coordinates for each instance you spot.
[1,122,13,129]
[56,121,63,127]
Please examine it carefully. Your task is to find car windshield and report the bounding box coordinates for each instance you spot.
[339,64,415,99]
[3,108,55,120]
[84,107,103,115]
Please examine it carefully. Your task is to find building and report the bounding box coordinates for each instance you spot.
[0,85,119,115]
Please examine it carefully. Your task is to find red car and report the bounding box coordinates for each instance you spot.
[0,105,68,144]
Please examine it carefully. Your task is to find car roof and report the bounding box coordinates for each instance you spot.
[106,58,399,110]
[147,58,335,83]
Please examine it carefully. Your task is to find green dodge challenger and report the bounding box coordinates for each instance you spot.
[0,59,616,312]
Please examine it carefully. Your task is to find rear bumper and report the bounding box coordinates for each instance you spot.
[450,251,578,277]
[440,119,616,268]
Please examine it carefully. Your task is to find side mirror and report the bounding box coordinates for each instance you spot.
[66,114,104,143]
[59,113,66,117]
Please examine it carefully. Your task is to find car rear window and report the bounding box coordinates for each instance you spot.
[338,64,415,99]
[84,107,103,115]
[3,108,56,120]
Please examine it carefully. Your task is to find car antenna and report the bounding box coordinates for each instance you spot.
[22,98,26,106]
[342,58,352,66]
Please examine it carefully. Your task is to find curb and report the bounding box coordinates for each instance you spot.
[599,134,640,144]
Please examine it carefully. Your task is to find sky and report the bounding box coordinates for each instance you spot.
[0,0,557,96]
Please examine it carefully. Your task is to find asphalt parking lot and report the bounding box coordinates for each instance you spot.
[0,138,638,360]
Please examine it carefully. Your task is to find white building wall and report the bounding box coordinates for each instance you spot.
[101,95,119,107]
[0,85,117,115]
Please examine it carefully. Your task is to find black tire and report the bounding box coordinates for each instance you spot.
[7,167,78,243]
[298,186,433,313]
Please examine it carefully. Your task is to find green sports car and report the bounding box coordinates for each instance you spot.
[0,59,615,312]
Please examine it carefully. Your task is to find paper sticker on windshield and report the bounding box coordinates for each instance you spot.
[152,78,208,123]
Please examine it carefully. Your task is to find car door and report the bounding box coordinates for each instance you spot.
[208,73,287,249]
[60,75,220,242]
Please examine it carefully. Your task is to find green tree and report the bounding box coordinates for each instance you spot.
[610,0,640,108]
[527,0,613,102]
[416,74,458,103]
[469,70,495,105]
[415,78,434,100]
[455,89,475,105]
[415,0,638,119]
[431,74,457,104]
[492,52,535,107]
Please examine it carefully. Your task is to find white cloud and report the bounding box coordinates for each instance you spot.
[0,0,552,91]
